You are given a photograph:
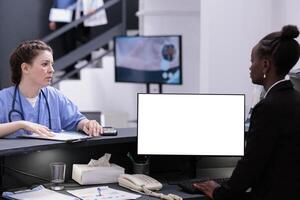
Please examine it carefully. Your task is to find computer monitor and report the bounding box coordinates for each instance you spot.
[137,94,245,156]
[114,35,182,84]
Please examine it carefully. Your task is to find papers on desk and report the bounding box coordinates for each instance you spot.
[20,131,91,142]
[2,185,78,200]
[67,186,141,200]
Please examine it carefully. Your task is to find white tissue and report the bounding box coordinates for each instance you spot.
[72,153,124,185]
[88,153,111,167]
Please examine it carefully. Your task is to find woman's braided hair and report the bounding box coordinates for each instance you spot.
[10,40,53,85]
[257,25,300,76]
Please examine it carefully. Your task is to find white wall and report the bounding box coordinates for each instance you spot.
[59,56,144,123]
[60,0,201,123]
[272,0,300,70]
[199,0,300,112]
[60,0,300,122]
[199,0,273,112]
[139,0,274,113]
[138,0,200,93]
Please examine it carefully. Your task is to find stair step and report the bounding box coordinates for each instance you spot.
[58,55,143,122]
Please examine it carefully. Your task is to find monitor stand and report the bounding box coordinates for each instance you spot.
[149,155,198,183]
[146,83,163,94]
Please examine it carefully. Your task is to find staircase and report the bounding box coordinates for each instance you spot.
[58,53,144,127]
[43,0,139,127]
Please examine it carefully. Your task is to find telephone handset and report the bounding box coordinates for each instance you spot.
[118,174,162,192]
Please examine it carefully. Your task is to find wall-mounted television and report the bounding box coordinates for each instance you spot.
[114,35,182,84]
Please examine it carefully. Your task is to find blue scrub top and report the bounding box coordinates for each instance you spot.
[0,86,86,138]
[53,0,76,9]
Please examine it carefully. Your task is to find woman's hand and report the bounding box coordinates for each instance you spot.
[49,22,56,31]
[80,119,103,136]
[20,121,53,137]
[193,180,220,199]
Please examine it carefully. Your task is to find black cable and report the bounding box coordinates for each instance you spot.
[0,165,49,182]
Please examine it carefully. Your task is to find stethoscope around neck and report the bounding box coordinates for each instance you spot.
[8,85,52,129]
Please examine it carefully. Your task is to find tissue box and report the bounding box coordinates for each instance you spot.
[72,163,124,185]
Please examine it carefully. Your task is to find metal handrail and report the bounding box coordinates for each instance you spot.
[40,0,127,85]
[52,49,113,86]
[42,0,121,43]
[52,23,122,71]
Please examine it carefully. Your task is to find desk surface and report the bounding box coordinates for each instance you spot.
[51,182,207,200]
[127,184,207,200]
[2,183,207,200]
[0,128,137,156]
[97,184,207,200]
[0,127,209,199]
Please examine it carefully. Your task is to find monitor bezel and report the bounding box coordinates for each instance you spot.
[137,93,245,157]
[114,35,183,85]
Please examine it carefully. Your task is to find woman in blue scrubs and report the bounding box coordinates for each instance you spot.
[0,40,102,138]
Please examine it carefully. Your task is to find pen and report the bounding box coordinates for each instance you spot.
[97,187,101,196]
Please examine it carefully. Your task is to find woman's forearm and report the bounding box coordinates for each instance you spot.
[0,121,25,137]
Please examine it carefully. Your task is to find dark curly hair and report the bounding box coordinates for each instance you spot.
[256,25,300,77]
[9,40,53,85]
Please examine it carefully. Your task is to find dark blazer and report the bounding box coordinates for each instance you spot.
[213,80,300,200]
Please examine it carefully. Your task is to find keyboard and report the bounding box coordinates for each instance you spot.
[178,177,229,194]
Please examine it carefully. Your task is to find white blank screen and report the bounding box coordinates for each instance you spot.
[137,94,245,156]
